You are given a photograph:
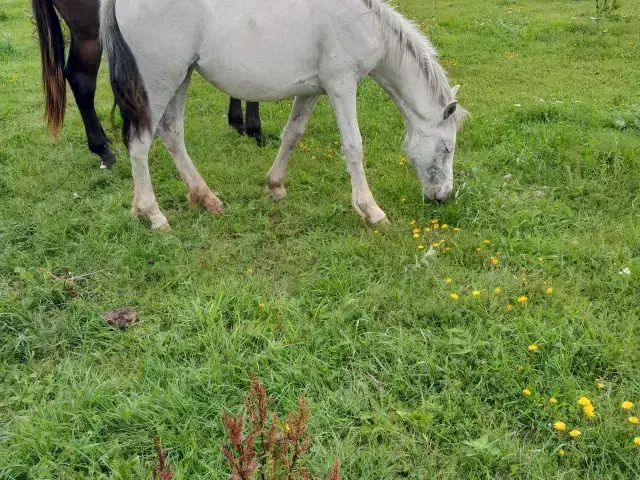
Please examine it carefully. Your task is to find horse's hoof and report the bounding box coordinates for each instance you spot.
[247,129,266,147]
[268,186,287,201]
[152,221,172,233]
[372,215,390,228]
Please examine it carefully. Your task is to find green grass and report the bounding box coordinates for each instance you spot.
[1,0,640,478]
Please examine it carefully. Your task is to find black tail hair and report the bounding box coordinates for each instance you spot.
[100,0,150,149]
[31,0,66,135]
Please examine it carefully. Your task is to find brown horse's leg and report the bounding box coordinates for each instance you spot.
[228,97,244,135]
[65,36,115,168]
[245,101,265,147]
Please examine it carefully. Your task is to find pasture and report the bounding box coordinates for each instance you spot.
[1,0,640,477]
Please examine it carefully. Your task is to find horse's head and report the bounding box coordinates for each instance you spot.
[404,85,464,203]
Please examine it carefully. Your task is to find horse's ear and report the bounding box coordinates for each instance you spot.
[443,101,458,120]
[451,85,460,97]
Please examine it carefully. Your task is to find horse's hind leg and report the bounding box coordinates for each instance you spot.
[228,97,244,135]
[266,95,318,200]
[65,36,116,169]
[245,102,265,147]
[157,70,223,214]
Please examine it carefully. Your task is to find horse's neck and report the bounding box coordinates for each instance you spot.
[370,52,438,133]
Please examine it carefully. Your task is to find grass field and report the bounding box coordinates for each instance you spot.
[2,0,640,478]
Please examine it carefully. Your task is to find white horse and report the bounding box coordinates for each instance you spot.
[100,0,466,231]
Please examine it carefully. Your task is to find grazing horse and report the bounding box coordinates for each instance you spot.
[30,0,264,169]
[100,0,466,231]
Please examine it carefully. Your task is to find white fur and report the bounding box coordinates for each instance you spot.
[101,0,464,230]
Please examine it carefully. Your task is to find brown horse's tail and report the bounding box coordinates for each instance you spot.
[100,0,150,149]
[31,0,66,136]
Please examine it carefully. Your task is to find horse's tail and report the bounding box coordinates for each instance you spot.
[31,0,66,136]
[100,0,150,149]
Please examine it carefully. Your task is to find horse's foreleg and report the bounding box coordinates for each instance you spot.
[65,37,115,169]
[266,95,318,201]
[228,97,244,134]
[245,102,265,147]
[326,84,387,225]
[157,70,223,215]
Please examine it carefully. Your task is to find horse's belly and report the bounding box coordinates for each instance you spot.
[196,62,324,102]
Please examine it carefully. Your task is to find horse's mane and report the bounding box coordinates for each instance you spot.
[360,0,466,122]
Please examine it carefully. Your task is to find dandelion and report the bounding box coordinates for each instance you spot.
[424,227,431,232]
[258,303,265,309]
[483,239,492,245]
[622,401,634,410]
[432,243,441,248]
[449,293,459,301]
[433,224,440,230]
[399,157,406,166]
[553,421,566,431]
[517,296,528,304]
[453,227,461,232]
[475,248,482,254]
[445,247,452,253]
[634,437,640,446]
[401,195,407,203]
[546,287,553,294]
[583,405,596,418]
[471,290,481,297]
[409,219,416,225]
[494,287,502,294]
[577,397,592,407]
[373,230,380,235]
[285,423,291,432]
[558,449,565,456]
[523,389,532,397]
[550,397,558,405]
[528,344,538,352]
[490,256,499,265]
[569,429,581,438]
[538,257,543,262]
[506,304,513,311]
[247,267,254,274]
[629,416,639,424]
[413,233,420,239]
[445,278,453,284]
[417,244,425,250]
[430,219,439,225]
[441,224,448,229]
[596,382,605,389]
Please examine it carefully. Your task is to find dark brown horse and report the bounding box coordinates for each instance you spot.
[31,0,264,169]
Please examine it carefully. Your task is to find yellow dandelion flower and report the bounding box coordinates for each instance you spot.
[629,416,639,424]
[430,219,439,225]
[523,388,532,397]
[445,278,453,284]
[506,304,513,311]
[258,303,265,309]
[553,421,566,431]
[538,257,543,262]
[409,219,416,225]
[413,233,420,239]
[285,423,291,432]
[596,382,605,389]
[449,293,459,301]
[475,247,482,254]
[483,240,492,245]
[583,405,595,418]
[247,267,254,274]
[433,224,440,230]
[550,397,558,405]
[453,227,461,232]
[490,256,499,265]
[546,287,553,294]
[528,344,538,352]
[517,296,528,304]
[417,244,425,250]
[433,243,441,248]
[577,397,592,407]
[441,224,448,229]
[399,157,406,166]
[569,429,581,438]
[634,437,640,446]
[424,227,431,232]
[444,247,452,252]
[494,287,502,294]
[558,449,565,456]
[413,228,421,234]
[471,290,481,297]
[374,230,380,235]
[401,196,407,203]
[622,401,634,410]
